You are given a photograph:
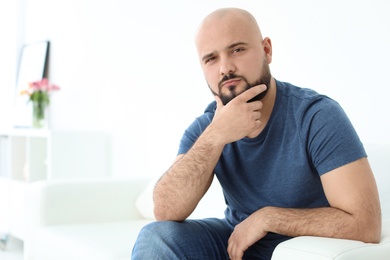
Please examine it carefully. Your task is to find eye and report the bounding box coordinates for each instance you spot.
[232,47,245,54]
[205,56,217,64]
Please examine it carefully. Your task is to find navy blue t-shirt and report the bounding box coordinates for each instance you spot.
[178,80,366,227]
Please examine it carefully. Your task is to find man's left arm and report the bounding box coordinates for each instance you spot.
[227,157,382,259]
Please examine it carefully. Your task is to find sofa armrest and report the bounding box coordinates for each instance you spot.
[26,178,150,229]
[272,218,390,260]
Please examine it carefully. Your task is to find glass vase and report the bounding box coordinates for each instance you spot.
[32,101,46,128]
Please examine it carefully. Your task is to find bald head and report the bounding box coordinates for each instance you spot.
[194,8,273,105]
[195,8,263,48]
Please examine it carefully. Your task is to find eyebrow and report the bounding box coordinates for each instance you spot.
[201,52,216,62]
[227,42,248,50]
[201,42,249,62]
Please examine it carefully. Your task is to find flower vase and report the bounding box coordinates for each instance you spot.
[32,101,47,128]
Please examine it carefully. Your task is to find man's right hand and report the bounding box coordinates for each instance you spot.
[210,84,267,145]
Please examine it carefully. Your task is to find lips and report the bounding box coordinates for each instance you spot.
[222,79,241,88]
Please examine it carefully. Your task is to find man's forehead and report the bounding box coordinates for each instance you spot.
[196,25,252,55]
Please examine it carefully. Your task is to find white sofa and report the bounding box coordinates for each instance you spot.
[24,143,390,260]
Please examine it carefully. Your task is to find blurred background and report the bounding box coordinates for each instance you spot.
[0,0,389,181]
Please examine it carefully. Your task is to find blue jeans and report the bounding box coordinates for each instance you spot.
[131,218,289,259]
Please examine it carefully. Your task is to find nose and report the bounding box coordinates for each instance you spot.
[219,57,235,76]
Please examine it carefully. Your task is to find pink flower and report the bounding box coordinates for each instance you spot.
[28,78,60,92]
[21,78,60,96]
[20,78,60,104]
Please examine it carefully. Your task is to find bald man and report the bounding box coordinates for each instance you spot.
[132,8,381,260]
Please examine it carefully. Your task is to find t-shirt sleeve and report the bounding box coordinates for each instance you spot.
[302,97,366,175]
[177,102,215,155]
[177,118,204,155]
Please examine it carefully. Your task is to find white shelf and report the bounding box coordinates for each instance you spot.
[0,127,49,138]
[0,129,111,240]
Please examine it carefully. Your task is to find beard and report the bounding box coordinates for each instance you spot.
[210,61,272,105]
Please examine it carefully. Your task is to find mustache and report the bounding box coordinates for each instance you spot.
[218,73,243,89]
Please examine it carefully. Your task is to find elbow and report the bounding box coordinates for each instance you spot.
[359,215,382,244]
[152,187,193,222]
[153,206,169,222]
[153,203,169,221]
[361,229,381,244]
[153,205,187,222]
[365,220,382,244]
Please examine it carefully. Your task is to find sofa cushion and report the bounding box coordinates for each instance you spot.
[28,220,151,260]
[272,218,390,260]
[135,177,157,219]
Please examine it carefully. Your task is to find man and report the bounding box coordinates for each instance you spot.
[132,7,381,260]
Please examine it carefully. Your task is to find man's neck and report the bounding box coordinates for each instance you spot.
[262,77,277,120]
[246,77,277,138]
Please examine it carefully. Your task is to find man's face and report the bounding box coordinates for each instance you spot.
[196,14,272,105]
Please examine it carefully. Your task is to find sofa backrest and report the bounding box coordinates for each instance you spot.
[28,178,150,227]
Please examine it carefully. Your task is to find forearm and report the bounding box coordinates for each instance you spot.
[153,127,225,221]
[227,205,380,259]
[260,206,381,243]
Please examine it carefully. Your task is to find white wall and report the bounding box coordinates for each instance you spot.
[3,0,390,179]
[0,0,20,129]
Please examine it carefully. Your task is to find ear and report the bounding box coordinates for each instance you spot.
[262,37,273,64]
